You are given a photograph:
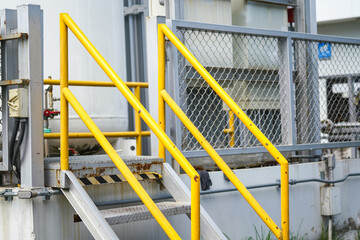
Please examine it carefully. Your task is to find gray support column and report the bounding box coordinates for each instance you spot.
[278,37,296,146]
[146,16,165,157]
[17,5,44,187]
[0,9,18,171]
[295,0,321,160]
[165,0,184,20]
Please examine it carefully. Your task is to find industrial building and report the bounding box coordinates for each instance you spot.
[0,0,359,239]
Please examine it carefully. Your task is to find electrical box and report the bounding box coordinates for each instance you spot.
[8,88,28,118]
[320,186,341,216]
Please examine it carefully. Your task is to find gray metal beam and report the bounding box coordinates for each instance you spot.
[61,170,119,240]
[17,4,44,187]
[146,16,165,156]
[0,9,18,171]
[161,162,227,240]
[124,4,147,16]
[182,141,360,158]
[170,20,360,45]
[249,0,297,7]
[278,37,296,145]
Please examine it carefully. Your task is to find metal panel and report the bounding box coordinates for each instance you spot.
[17,5,44,187]
[0,9,18,171]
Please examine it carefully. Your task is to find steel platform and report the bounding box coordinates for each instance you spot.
[44,154,163,187]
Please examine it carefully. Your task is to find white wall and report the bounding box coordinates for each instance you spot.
[317,0,360,23]
[0,1,129,151]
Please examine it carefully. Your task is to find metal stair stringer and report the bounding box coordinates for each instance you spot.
[161,163,227,240]
[61,170,119,240]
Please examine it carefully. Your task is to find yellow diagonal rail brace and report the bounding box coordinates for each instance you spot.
[160,90,282,238]
[60,13,200,240]
[159,24,289,240]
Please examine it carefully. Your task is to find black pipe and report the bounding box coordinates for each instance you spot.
[9,118,20,164]
[12,118,27,180]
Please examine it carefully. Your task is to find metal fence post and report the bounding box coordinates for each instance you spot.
[278,37,296,146]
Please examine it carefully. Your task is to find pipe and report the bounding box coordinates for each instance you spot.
[0,188,62,199]
[93,172,360,206]
[9,118,20,163]
[12,118,27,181]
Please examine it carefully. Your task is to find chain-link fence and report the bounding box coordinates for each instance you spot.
[294,40,360,144]
[172,24,360,153]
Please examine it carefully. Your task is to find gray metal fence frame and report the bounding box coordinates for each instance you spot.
[166,19,360,158]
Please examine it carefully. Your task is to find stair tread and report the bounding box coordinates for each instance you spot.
[100,201,191,225]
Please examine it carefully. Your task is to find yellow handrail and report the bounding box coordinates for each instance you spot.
[44,131,150,139]
[160,90,282,238]
[44,79,149,88]
[63,87,180,239]
[60,13,200,240]
[44,79,148,154]
[158,24,289,240]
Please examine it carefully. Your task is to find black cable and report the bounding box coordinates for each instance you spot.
[12,118,27,181]
[9,118,20,164]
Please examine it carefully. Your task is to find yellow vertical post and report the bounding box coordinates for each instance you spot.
[60,14,69,170]
[158,26,166,161]
[229,111,235,147]
[281,164,289,240]
[191,178,201,240]
[135,86,142,155]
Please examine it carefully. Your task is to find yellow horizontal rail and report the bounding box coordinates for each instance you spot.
[159,23,289,240]
[160,90,282,238]
[44,131,150,139]
[62,87,180,239]
[44,79,148,88]
[61,13,200,240]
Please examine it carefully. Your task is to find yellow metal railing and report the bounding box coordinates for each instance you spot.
[59,14,200,240]
[43,79,149,156]
[158,24,289,240]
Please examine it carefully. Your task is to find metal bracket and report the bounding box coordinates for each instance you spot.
[0,32,28,41]
[249,0,297,6]
[4,189,14,201]
[124,4,147,16]
[0,79,29,86]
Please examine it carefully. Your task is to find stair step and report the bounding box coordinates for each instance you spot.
[45,154,163,187]
[97,201,190,225]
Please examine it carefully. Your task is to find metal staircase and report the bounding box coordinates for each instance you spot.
[52,13,289,240]
[46,155,226,240]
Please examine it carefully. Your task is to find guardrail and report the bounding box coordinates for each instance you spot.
[43,79,149,155]
[169,20,360,158]
[158,24,289,239]
[59,13,200,240]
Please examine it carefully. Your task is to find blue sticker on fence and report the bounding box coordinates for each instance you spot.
[318,42,331,59]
